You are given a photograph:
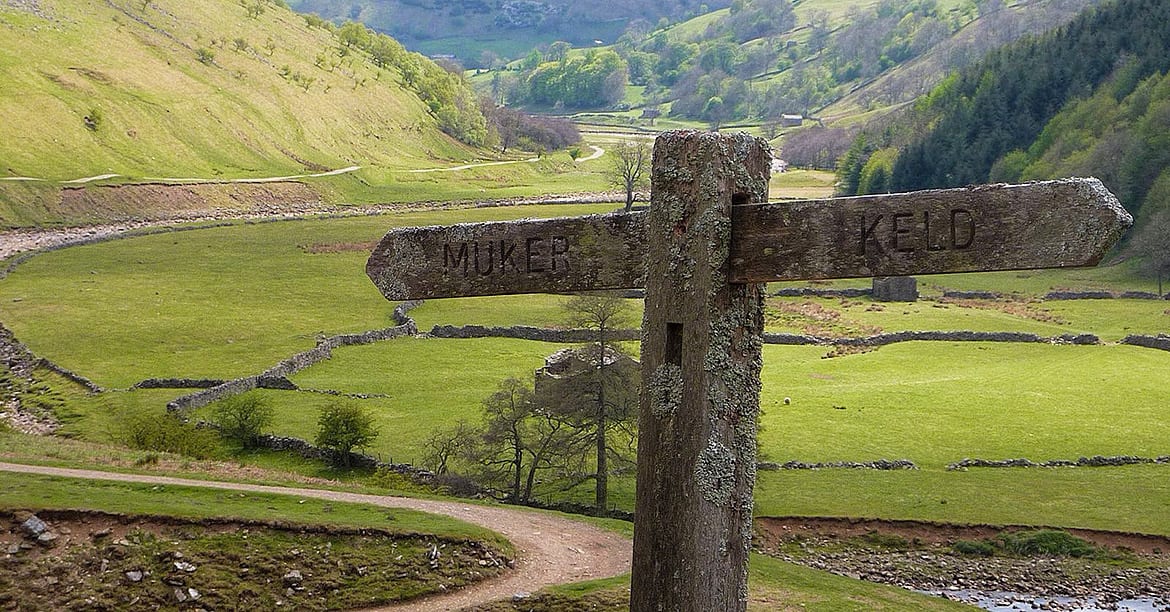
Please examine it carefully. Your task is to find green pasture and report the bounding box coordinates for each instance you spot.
[917,262,1163,296]
[765,295,1170,339]
[0,471,507,547]
[410,295,643,330]
[226,337,566,463]
[759,342,1170,465]
[755,465,1170,536]
[0,203,616,388]
[335,151,616,204]
[2,204,1169,541]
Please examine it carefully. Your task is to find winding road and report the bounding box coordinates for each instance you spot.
[0,462,632,611]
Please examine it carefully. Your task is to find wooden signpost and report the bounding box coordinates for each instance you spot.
[367,130,1131,611]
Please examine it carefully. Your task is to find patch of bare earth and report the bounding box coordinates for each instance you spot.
[939,297,1068,325]
[57,182,324,221]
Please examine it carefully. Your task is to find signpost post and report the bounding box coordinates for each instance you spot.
[367,130,1131,611]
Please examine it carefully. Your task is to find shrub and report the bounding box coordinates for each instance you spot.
[431,473,483,498]
[996,530,1097,557]
[134,453,160,466]
[84,107,103,132]
[195,47,216,65]
[212,394,274,450]
[315,401,379,468]
[116,409,218,459]
[953,540,996,557]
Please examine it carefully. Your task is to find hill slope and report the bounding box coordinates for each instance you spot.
[886,0,1170,196]
[0,0,480,185]
[287,0,730,63]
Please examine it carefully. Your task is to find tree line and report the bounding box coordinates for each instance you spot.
[834,0,1170,291]
[489,0,991,123]
[880,0,1170,195]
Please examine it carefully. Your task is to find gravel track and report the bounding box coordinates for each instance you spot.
[0,462,632,611]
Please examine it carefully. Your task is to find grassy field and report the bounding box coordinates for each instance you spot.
[764,294,1170,340]
[3,204,1169,538]
[754,465,1170,536]
[758,343,1170,464]
[0,203,617,388]
[0,470,504,545]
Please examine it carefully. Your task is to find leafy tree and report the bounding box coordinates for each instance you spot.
[336,21,371,50]
[554,294,640,511]
[315,401,380,468]
[471,377,580,504]
[212,394,274,450]
[609,141,650,212]
[858,148,898,194]
[702,95,727,129]
[546,41,572,63]
[698,42,741,74]
[724,0,796,42]
[244,0,264,19]
[835,134,871,196]
[525,49,628,108]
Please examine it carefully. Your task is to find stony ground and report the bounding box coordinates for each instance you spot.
[1,509,508,611]
[755,517,1170,611]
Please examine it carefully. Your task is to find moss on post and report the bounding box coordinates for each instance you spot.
[631,130,770,611]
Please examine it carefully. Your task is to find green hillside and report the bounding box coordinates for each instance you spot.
[286,0,731,64]
[0,0,482,187]
[477,0,1099,143]
[882,0,1170,199]
[827,0,1170,283]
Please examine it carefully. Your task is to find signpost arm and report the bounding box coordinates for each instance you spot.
[632,130,771,611]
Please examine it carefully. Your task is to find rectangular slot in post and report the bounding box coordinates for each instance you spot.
[665,322,683,366]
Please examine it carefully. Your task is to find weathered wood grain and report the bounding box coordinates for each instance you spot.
[365,213,646,300]
[632,130,770,612]
[366,179,1129,300]
[729,178,1132,283]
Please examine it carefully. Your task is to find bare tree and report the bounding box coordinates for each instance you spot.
[610,141,650,212]
[1134,208,1170,296]
[421,420,475,475]
[551,293,640,511]
[477,377,535,502]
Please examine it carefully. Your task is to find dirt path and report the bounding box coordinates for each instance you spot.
[575,145,605,162]
[407,157,540,173]
[0,462,632,611]
[0,166,364,185]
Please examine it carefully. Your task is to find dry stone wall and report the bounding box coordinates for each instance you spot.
[428,324,640,343]
[167,322,417,413]
[948,455,1170,470]
[1121,334,1170,351]
[762,330,1099,347]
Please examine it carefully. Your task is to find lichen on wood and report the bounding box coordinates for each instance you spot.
[632,130,770,612]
